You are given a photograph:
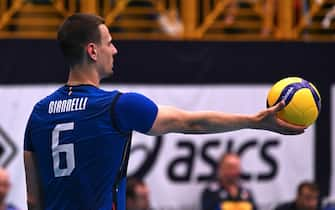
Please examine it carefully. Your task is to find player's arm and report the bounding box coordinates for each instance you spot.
[114,93,305,136]
[147,101,305,136]
[24,151,43,210]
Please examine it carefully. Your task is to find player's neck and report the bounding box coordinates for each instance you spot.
[67,65,100,87]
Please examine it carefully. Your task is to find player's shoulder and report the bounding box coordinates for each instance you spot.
[117,92,153,104]
[98,86,151,101]
[114,92,157,114]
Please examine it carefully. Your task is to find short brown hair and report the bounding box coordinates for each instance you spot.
[57,13,105,67]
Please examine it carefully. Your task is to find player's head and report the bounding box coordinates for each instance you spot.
[218,152,241,186]
[0,168,10,203]
[296,181,319,210]
[57,13,118,78]
[126,177,150,210]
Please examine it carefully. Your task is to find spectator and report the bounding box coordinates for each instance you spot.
[274,181,320,210]
[158,9,184,37]
[224,0,238,26]
[126,177,150,210]
[322,5,335,29]
[201,152,258,210]
[0,168,19,210]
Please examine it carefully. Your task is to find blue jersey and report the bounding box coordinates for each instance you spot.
[24,85,158,210]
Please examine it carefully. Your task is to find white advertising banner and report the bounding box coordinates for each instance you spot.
[0,85,315,210]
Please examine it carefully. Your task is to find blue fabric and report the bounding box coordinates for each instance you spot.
[24,85,158,210]
[24,114,33,151]
[323,205,335,210]
[6,204,20,210]
[115,92,158,133]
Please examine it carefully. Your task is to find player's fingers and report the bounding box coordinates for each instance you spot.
[271,101,285,113]
[276,118,306,134]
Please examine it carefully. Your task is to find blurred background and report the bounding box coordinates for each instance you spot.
[1,0,335,40]
[0,1,334,210]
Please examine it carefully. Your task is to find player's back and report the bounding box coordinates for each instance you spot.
[25,85,127,210]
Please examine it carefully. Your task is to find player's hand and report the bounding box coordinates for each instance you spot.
[252,101,306,135]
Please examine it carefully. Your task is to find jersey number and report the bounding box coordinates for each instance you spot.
[52,122,75,177]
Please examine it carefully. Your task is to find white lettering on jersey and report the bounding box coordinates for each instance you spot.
[48,97,88,114]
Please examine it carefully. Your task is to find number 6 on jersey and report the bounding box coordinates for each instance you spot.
[52,122,75,177]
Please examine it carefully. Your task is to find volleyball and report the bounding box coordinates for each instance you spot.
[267,77,321,126]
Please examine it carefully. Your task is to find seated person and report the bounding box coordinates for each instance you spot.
[0,168,20,210]
[275,181,320,210]
[201,152,257,210]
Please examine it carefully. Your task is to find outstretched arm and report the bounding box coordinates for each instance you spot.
[147,101,305,136]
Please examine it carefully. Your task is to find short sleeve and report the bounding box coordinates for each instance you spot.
[114,92,158,133]
[24,114,34,152]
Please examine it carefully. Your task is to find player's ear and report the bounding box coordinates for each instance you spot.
[86,43,98,62]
